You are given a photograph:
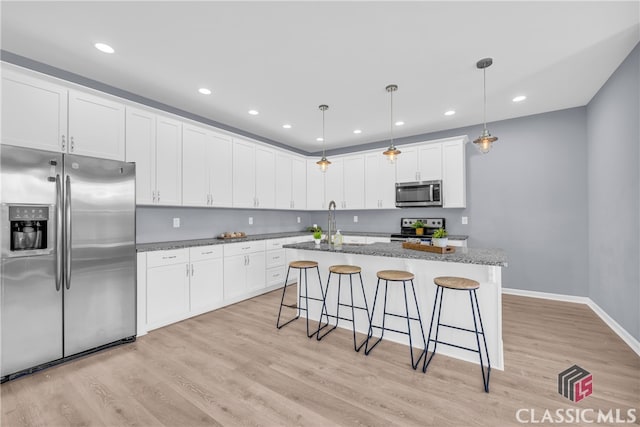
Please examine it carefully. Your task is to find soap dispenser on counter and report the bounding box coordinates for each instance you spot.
[334,230,343,250]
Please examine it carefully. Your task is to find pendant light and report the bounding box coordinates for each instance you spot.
[316,104,331,172]
[382,84,401,163]
[473,57,498,154]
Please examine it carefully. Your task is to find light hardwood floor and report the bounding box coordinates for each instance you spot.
[2,290,638,426]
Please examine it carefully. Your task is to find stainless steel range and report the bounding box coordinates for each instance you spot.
[390,217,445,242]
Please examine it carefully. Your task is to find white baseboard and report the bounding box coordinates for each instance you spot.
[502,288,640,357]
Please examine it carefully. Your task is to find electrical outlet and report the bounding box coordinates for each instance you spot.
[248,217,253,225]
[173,218,180,228]
[297,216,301,224]
[353,215,358,223]
[462,216,468,225]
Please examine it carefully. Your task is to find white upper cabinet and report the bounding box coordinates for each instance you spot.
[442,139,467,208]
[306,159,325,210]
[68,90,125,160]
[208,132,233,207]
[155,115,182,206]
[125,107,156,205]
[1,68,125,161]
[182,124,209,207]
[418,144,443,181]
[342,155,365,209]
[276,153,307,210]
[396,146,419,182]
[254,146,275,209]
[232,138,256,208]
[1,69,68,153]
[324,158,343,208]
[365,153,396,209]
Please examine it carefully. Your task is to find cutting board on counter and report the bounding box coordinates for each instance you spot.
[402,242,455,254]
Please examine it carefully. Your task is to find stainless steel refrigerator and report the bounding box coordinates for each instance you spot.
[1,144,136,381]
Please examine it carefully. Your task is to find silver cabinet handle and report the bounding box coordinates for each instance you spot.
[157,190,160,202]
[55,174,63,291]
[273,256,280,260]
[61,135,66,152]
[70,136,75,152]
[202,251,213,255]
[152,191,156,203]
[242,246,250,250]
[162,255,176,259]
[191,264,194,276]
[65,175,72,289]
[186,264,189,276]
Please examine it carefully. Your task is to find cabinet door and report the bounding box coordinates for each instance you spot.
[223,255,247,300]
[364,153,380,209]
[418,144,443,181]
[182,125,208,206]
[68,90,125,160]
[125,107,156,205]
[190,258,224,313]
[208,132,233,207]
[155,116,182,205]
[395,146,418,183]
[1,69,67,152]
[232,139,256,208]
[306,159,325,210]
[442,140,466,208]
[275,152,293,209]
[147,263,189,327]
[291,157,307,210]
[245,252,266,292]
[342,155,365,210]
[378,155,397,209]
[254,146,275,209]
[324,158,343,207]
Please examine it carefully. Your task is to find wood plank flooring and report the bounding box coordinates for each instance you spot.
[2,289,638,426]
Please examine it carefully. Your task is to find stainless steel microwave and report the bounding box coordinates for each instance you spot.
[395,180,442,207]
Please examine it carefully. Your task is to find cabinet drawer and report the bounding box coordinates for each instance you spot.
[189,244,223,261]
[224,240,266,257]
[265,238,287,250]
[266,249,285,269]
[147,248,188,267]
[343,235,367,244]
[266,266,286,287]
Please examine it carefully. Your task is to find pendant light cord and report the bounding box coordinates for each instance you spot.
[389,87,394,148]
[483,67,488,131]
[322,107,326,157]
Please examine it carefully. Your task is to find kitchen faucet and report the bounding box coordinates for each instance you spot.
[327,200,337,245]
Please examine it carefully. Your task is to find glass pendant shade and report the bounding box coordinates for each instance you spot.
[473,128,498,154]
[474,58,498,154]
[316,156,331,172]
[383,84,401,163]
[383,145,401,163]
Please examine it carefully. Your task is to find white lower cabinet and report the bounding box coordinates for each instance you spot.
[189,246,224,315]
[146,248,190,329]
[223,240,266,300]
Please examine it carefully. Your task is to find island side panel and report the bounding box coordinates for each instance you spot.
[285,248,504,370]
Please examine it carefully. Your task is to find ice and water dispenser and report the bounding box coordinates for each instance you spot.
[8,205,50,253]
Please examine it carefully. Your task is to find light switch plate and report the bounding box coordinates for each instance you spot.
[173,218,180,228]
[462,216,468,225]
[353,215,358,223]
[249,217,253,225]
[297,216,301,223]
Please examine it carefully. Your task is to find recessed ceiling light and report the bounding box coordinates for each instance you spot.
[353,129,362,134]
[316,137,324,142]
[444,110,456,116]
[198,88,211,95]
[513,95,527,103]
[282,124,292,129]
[248,110,259,115]
[94,42,114,54]
[395,121,405,126]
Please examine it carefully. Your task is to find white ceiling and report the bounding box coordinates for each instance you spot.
[1,1,638,153]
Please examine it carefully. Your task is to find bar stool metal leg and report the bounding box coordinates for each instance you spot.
[364,279,389,355]
[276,266,298,329]
[470,289,491,392]
[403,279,427,369]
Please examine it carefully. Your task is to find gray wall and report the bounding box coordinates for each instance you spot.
[310,107,590,296]
[587,43,640,340]
[136,207,310,243]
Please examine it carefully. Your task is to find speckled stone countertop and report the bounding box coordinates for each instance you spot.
[136,231,469,253]
[283,241,507,267]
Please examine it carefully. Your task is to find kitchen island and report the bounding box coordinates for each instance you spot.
[283,241,507,369]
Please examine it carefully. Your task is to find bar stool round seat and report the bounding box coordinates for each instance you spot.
[276,259,327,338]
[329,264,361,274]
[365,269,426,370]
[317,264,370,352]
[289,260,319,269]
[423,276,491,392]
[377,270,414,281]
[433,276,479,290]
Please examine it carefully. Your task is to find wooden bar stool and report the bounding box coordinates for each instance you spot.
[316,265,370,352]
[423,276,491,392]
[276,260,328,338]
[364,270,426,370]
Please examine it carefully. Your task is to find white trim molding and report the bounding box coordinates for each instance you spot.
[502,288,640,357]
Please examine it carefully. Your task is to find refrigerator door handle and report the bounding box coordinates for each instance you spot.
[65,175,72,290]
[55,174,63,291]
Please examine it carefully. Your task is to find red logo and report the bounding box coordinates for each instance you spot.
[558,365,593,402]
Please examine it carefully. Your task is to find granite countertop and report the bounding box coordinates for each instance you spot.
[283,241,507,267]
[136,230,469,253]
